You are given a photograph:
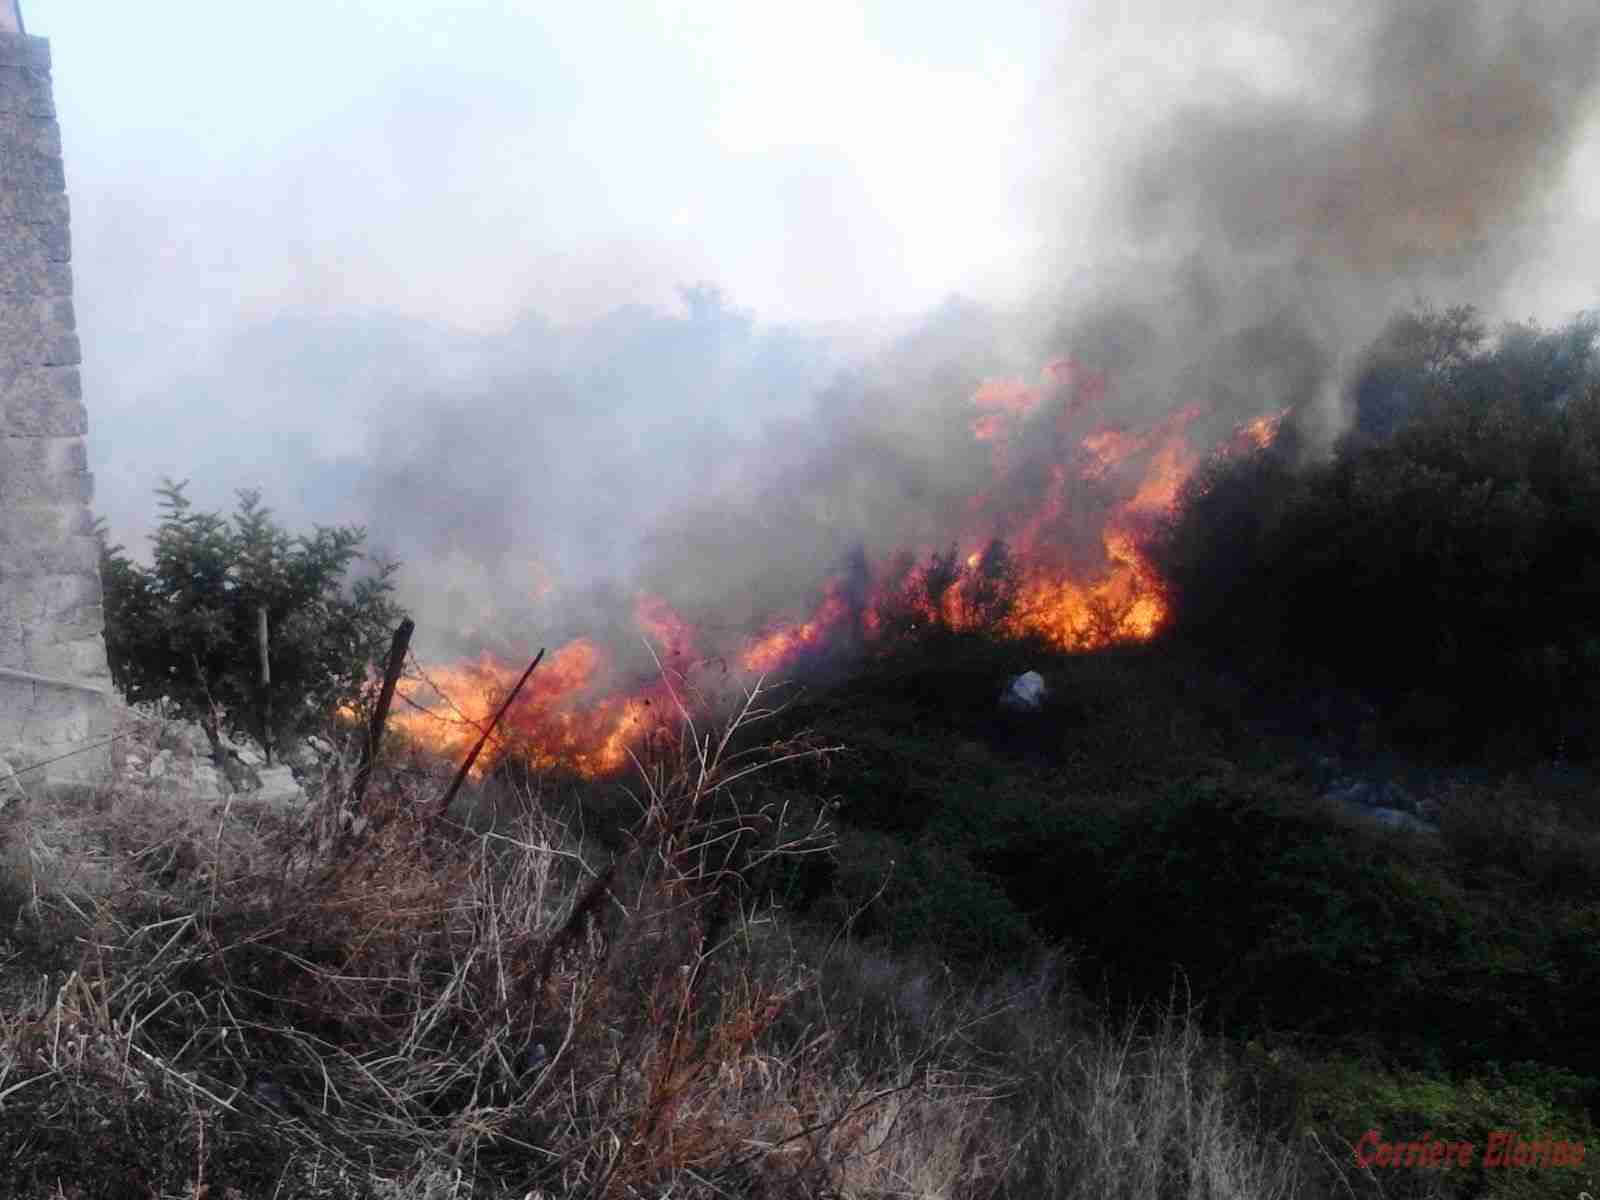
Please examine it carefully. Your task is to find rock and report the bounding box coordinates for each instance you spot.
[1000,670,1048,712]
[276,739,317,771]
[190,762,226,802]
[222,757,260,793]
[1342,801,1439,834]
[231,740,266,768]
[306,735,333,757]
[0,754,25,808]
[148,749,174,780]
[1326,773,1430,820]
[251,1071,302,1115]
[252,765,304,805]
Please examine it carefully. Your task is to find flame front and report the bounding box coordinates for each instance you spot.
[742,582,850,675]
[389,639,661,779]
[392,363,1288,778]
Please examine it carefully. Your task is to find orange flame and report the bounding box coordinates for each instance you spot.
[392,361,1289,777]
[1237,408,1290,450]
[636,593,696,661]
[389,639,659,779]
[741,581,851,674]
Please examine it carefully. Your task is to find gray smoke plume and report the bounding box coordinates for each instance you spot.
[1029,0,1600,446]
[91,1,1600,681]
[636,0,1600,642]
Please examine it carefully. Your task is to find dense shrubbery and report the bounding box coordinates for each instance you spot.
[773,635,1600,1094]
[98,480,404,759]
[1153,306,1600,759]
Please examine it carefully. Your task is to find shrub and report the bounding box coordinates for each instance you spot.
[1152,309,1600,759]
[98,480,404,760]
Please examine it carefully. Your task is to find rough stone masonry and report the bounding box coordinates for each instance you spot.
[0,14,114,793]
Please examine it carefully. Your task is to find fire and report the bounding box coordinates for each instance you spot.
[1126,439,1199,516]
[1082,427,1146,473]
[388,639,659,779]
[741,581,851,675]
[390,358,1290,779]
[970,376,1041,438]
[1237,407,1290,450]
[635,593,696,661]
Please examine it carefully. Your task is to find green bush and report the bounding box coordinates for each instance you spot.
[99,480,405,759]
[1258,1047,1598,1200]
[1152,308,1600,759]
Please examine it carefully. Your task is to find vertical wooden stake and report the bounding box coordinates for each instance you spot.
[353,617,415,809]
[257,605,272,765]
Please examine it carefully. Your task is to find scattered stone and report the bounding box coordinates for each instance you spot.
[0,754,25,808]
[1324,772,1439,833]
[231,740,266,768]
[252,764,304,805]
[222,756,260,793]
[1000,670,1048,712]
[276,739,317,771]
[190,762,226,802]
[251,1071,301,1114]
[148,748,174,780]
[1340,801,1439,834]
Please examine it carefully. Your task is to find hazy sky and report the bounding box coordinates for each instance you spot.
[23,0,1067,562]
[27,1,1053,335]
[29,1,1598,404]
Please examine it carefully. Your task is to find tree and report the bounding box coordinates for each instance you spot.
[1350,302,1486,441]
[966,538,1019,629]
[97,480,404,762]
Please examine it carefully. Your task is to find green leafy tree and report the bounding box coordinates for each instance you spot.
[1153,314,1600,759]
[1351,302,1487,440]
[97,480,404,762]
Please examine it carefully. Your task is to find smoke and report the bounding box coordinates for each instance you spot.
[1028,0,1600,445]
[630,0,1600,646]
[85,1,1600,680]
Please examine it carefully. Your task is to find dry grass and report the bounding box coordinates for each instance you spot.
[0,682,1316,1198]
[999,989,1304,1199]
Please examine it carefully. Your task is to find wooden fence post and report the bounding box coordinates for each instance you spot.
[257,606,272,765]
[353,617,415,808]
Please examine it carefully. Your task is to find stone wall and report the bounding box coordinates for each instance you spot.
[0,29,113,790]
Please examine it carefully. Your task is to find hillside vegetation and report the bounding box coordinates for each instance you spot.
[1154,304,1600,761]
[1,304,1596,1198]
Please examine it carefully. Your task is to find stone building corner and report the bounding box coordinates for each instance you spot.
[0,26,115,795]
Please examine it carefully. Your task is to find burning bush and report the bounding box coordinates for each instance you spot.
[386,352,1289,781]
